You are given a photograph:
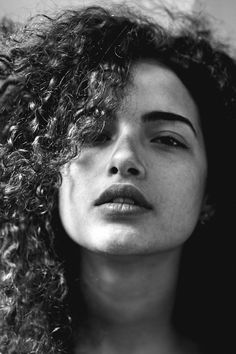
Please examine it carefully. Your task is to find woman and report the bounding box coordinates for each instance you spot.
[0,3,235,354]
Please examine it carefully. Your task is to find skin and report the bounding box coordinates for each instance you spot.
[59,60,207,353]
[59,60,207,255]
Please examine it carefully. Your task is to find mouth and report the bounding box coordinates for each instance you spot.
[94,184,153,215]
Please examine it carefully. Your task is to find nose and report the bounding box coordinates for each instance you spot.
[107,135,146,179]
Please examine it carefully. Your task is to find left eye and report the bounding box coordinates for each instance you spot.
[151,136,187,149]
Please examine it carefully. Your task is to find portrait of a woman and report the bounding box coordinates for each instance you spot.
[0,2,235,353]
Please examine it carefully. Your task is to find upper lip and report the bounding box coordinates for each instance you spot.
[94,184,153,210]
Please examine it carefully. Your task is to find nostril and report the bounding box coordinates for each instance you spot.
[109,166,139,176]
[128,167,139,175]
[110,166,118,174]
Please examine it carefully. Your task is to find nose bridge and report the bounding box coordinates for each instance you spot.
[115,129,137,156]
[108,124,146,178]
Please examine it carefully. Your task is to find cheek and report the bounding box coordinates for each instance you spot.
[59,174,93,248]
[74,149,106,178]
[59,166,88,217]
[58,164,83,235]
[58,173,77,236]
[60,151,103,197]
[58,154,105,237]
[154,161,207,222]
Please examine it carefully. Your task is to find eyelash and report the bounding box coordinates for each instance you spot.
[91,133,111,145]
[91,133,188,149]
[150,135,188,149]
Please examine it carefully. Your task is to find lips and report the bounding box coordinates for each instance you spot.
[94,184,153,210]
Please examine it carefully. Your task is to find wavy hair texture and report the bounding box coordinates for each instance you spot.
[0,4,236,354]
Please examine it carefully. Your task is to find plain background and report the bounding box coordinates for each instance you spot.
[0,0,236,45]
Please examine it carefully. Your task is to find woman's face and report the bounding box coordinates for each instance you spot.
[59,61,207,255]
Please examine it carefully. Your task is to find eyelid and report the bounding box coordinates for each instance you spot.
[91,131,112,145]
[150,131,189,148]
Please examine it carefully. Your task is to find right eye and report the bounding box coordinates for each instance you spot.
[92,133,111,145]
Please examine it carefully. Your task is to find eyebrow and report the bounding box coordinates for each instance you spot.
[142,111,197,137]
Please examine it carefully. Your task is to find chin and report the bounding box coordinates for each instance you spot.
[70,225,190,255]
[100,241,146,255]
[89,227,147,254]
[77,232,147,256]
[85,237,161,256]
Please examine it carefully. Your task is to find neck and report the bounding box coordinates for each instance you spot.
[75,247,187,354]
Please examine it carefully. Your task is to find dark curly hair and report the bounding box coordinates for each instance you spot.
[0,4,235,354]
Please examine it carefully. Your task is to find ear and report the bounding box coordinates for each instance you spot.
[200,196,215,225]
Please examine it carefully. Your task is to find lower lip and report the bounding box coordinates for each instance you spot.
[96,203,151,217]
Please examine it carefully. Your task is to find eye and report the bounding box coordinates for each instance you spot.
[91,132,111,145]
[151,135,188,149]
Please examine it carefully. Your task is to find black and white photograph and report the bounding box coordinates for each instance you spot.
[0,1,235,353]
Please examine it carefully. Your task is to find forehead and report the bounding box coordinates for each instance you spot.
[121,60,200,124]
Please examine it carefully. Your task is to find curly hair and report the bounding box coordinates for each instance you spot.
[0,4,236,354]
